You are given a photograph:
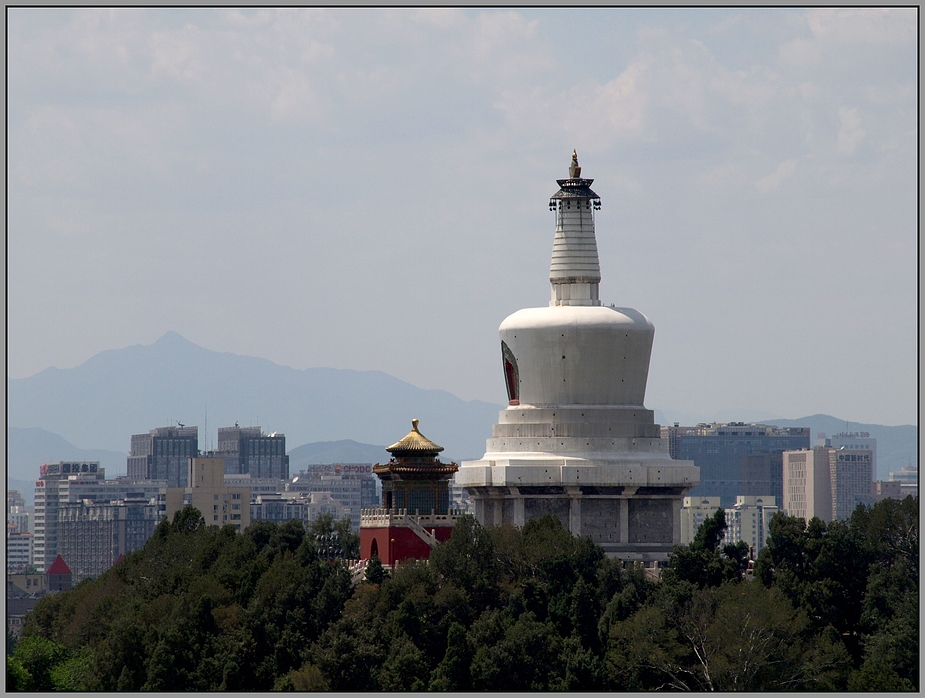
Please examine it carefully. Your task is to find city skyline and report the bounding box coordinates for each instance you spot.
[8,8,917,426]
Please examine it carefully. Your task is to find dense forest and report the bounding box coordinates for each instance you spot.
[7,497,918,691]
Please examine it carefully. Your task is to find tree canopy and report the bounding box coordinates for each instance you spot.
[10,498,918,691]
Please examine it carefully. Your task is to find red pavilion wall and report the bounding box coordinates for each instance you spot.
[360,525,455,566]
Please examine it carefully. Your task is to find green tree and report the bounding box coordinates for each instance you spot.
[429,514,499,613]
[377,634,430,690]
[470,613,564,691]
[6,655,33,691]
[12,635,69,692]
[663,508,749,588]
[364,555,386,585]
[50,648,93,691]
[429,621,472,691]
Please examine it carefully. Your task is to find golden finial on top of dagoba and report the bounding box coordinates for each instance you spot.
[569,150,581,178]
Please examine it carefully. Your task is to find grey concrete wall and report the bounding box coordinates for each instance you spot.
[524,497,570,530]
[581,498,621,545]
[628,498,673,543]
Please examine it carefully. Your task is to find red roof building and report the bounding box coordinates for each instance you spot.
[46,554,73,592]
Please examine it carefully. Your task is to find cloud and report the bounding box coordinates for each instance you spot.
[756,159,798,192]
[836,106,865,155]
[806,8,916,45]
[560,59,651,151]
[149,23,207,83]
[780,8,915,65]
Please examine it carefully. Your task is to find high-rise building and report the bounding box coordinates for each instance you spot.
[33,461,166,572]
[830,448,874,521]
[215,426,289,480]
[456,153,699,563]
[165,457,250,532]
[127,426,199,487]
[8,490,32,534]
[783,446,873,522]
[56,496,163,583]
[782,448,832,522]
[662,423,810,508]
[33,462,104,570]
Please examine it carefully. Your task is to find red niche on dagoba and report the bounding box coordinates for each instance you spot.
[360,419,460,566]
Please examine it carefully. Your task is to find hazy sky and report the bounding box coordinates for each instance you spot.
[7,8,918,427]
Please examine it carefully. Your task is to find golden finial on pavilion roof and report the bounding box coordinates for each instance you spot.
[386,418,444,454]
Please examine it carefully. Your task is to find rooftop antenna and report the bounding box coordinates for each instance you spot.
[204,404,209,451]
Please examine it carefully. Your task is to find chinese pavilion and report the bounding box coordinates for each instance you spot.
[359,419,460,566]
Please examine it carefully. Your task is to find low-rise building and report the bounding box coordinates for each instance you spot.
[166,457,251,532]
[680,496,722,545]
[249,491,352,527]
[888,465,918,498]
[723,495,778,556]
[287,465,378,531]
[7,525,33,573]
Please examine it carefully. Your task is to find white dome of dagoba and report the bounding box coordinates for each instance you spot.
[456,151,699,562]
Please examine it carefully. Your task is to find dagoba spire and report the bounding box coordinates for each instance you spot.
[548,151,603,307]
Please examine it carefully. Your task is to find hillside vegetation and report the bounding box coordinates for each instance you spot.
[8,498,917,691]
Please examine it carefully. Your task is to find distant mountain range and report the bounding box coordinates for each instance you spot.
[7,330,501,463]
[7,332,917,501]
[757,415,917,482]
[288,440,389,473]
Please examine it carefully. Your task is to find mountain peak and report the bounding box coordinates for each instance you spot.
[154,331,193,346]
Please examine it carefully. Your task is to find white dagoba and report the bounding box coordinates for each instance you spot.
[456,152,699,561]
